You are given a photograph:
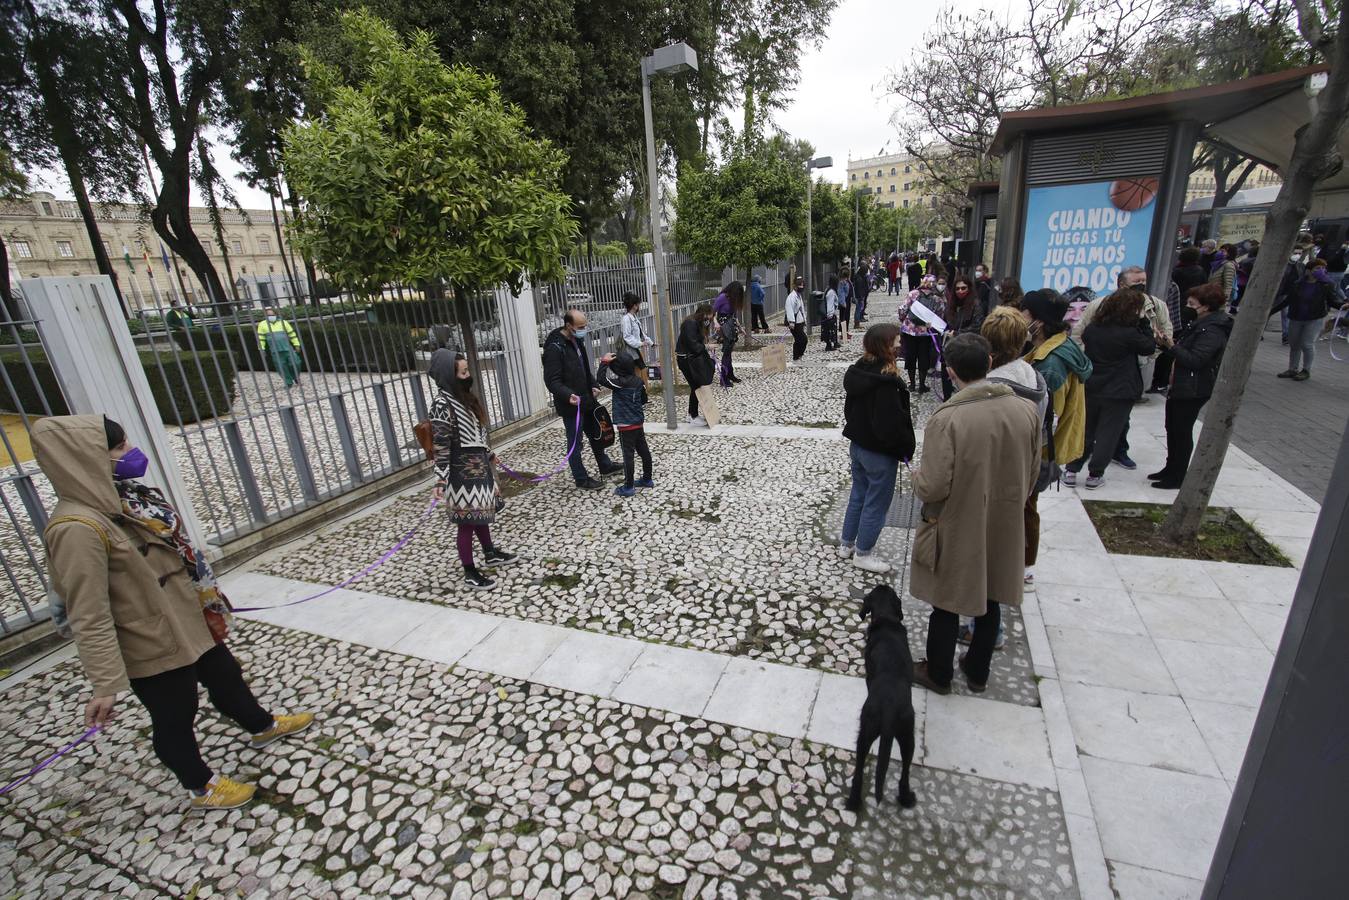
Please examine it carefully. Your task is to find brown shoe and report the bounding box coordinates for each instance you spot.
[913,660,951,695]
[958,655,987,693]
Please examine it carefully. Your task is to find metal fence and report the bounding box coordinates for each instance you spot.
[0,306,60,634]
[0,252,804,636]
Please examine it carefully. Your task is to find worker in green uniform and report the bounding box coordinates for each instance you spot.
[256,307,303,389]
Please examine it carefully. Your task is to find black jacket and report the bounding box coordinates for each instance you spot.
[675,316,714,386]
[1167,311,1233,401]
[843,359,916,460]
[1082,321,1157,401]
[1172,264,1207,302]
[852,269,870,303]
[542,327,597,415]
[1274,277,1340,321]
[906,262,923,285]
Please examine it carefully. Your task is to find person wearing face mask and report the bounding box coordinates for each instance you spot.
[255,306,304,389]
[1273,257,1349,381]
[937,275,984,399]
[899,275,940,394]
[1150,283,1233,489]
[973,265,994,317]
[676,302,716,425]
[429,350,518,589]
[543,308,622,488]
[32,416,314,810]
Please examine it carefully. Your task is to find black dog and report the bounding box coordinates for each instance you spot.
[846,584,918,812]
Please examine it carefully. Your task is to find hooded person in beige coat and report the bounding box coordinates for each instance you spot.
[908,335,1042,694]
[33,415,313,810]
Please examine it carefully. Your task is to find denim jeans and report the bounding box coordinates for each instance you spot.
[562,408,613,483]
[841,443,899,553]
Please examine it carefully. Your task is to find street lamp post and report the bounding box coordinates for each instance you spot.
[804,156,832,302]
[641,42,698,431]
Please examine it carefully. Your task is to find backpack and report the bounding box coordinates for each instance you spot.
[990,372,1060,493]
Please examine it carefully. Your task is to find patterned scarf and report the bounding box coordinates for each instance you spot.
[116,480,232,641]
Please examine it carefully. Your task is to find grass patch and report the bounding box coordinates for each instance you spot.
[645,380,692,397]
[1082,501,1292,567]
[498,474,538,499]
[540,573,582,590]
[784,420,838,429]
[721,472,739,482]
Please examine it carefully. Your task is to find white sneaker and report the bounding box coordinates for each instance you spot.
[1024,568,1035,586]
[852,553,892,574]
[837,543,855,559]
[689,416,708,428]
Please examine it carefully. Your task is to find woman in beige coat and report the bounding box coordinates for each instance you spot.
[908,335,1042,694]
[33,415,313,810]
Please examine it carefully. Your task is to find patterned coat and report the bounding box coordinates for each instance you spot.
[431,390,497,526]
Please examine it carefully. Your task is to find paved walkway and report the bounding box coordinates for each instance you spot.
[0,294,1314,899]
[1222,316,1349,504]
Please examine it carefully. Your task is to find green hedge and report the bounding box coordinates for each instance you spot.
[171,318,418,373]
[1,349,237,425]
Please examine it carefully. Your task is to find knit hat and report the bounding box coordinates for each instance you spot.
[104,417,126,450]
[1023,289,1066,324]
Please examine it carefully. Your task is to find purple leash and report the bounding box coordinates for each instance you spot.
[496,404,584,483]
[0,725,101,797]
[230,498,441,613]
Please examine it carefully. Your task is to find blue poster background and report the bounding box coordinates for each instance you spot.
[1019,180,1157,293]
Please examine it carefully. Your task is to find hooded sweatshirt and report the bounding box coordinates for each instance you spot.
[598,352,648,429]
[987,359,1048,422]
[33,416,216,696]
[843,358,916,460]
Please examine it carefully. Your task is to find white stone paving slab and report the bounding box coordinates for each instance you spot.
[701,656,822,738]
[1111,555,1224,599]
[1036,582,1149,636]
[388,607,503,665]
[1047,625,1179,696]
[921,692,1057,790]
[457,618,571,681]
[1200,561,1301,607]
[529,629,646,697]
[1185,698,1259,785]
[1132,591,1265,648]
[1060,681,1221,778]
[1154,639,1273,709]
[803,671,929,761]
[1032,547,1126,590]
[1109,862,1204,900]
[610,643,730,719]
[1082,756,1230,882]
[1230,601,1291,654]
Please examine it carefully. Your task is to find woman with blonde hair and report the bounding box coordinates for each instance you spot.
[839,323,916,573]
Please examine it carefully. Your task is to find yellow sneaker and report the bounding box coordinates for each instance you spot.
[249,712,316,749]
[191,775,256,811]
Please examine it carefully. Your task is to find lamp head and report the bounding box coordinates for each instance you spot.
[645,42,698,76]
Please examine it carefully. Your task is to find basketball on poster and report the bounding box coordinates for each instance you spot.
[1019,177,1160,293]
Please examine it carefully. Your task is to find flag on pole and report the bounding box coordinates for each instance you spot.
[142,248,154,277]
[122,245,134,272]
[160,243,171,273]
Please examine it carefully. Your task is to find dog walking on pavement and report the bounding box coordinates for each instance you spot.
[846,584,918,813]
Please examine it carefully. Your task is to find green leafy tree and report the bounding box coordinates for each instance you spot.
[283,10,577,305]
[673,145,806,275]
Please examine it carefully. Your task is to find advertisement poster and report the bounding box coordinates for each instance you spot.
[1216,210,1267,246]
[1019,177,1159,292]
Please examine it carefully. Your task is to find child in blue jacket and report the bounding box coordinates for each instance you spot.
[598,352,653,497]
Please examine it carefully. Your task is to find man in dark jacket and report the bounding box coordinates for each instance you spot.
[542,309,620,489]
[852,265,871,327]
[906,257,923,292]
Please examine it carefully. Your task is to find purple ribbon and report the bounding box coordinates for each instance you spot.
[230,499,441,613]
[0,725,101,797]
[496,404,583,483]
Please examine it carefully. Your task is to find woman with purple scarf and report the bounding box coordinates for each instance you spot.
[712,281,745,387]
[1273,258,1348,381]
[1207,243,1236,301]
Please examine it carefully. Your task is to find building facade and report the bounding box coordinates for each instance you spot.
[845,152,938,212]
[2,191,307,312]
[1185,161,1283,203]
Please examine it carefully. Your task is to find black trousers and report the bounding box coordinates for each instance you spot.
[791,323,807,360]
[619,428,652,487]
[901,332,934,389]
[677,358,706,418]
[1162,396,1206,480]
[128,643,273,791]
[1071,396,1133,477]
[1151,353,1173,390]
[751,305,768,331]
[821,315,838,348]
[927,603,1001,687]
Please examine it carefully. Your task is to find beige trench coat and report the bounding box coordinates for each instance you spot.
[33,416,215,697]
[908,383,1042,617]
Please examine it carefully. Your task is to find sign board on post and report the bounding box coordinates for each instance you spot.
[694,385,721,427]
[23,276,213,554]
[1019,177,1160,292]
[761,343,787,374]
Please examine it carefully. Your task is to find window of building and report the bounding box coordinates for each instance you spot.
[903,199,909,208]
[884,202,894,209]
[56,240,74,258]
[12,240,33,258]
[889,184,896,193]
[904,165,911,173]
[851,173,857,182]
[876,169,883,177]
[230,239,243,254]
[903,182,910,191]
[863,172,869,179]
[259,237,271,253]
[268,265,275,273]
[102,241,111,256]
[41,202,53,216]
[890,167,897,175]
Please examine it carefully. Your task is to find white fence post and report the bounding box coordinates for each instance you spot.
[23,276,212,554]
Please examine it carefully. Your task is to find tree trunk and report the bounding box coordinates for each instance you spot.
[1162,52,1349,541]
[268,183,300,305]
[452,283,484,391]
[284,179,321,306]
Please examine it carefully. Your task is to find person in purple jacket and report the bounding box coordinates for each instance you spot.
[712,281,745,387]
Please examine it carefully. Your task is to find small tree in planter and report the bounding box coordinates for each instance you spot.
[283,10,576,372]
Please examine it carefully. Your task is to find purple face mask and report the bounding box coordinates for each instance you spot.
[113,447,149,480]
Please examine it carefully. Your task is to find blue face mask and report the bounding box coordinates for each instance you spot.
[113,446,149,480]
[573,328,588,338]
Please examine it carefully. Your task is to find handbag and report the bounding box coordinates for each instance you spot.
[592,405,616,448]
[413,419,434,461]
